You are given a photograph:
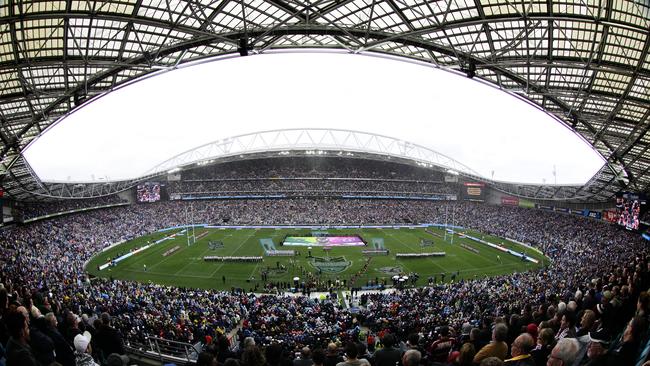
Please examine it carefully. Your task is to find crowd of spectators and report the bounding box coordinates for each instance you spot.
[15,196,128,222]
[1,196,650,366]
[170,156,456,199]
[180,157,447,181]
[168,179,457,198]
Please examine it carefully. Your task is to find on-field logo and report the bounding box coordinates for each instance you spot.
[309,256,351,274]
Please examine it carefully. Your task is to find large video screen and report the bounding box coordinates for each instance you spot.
[136,183,161,203]
[282,236,366,246]
[616,192,647,231]
[462,182,486,201]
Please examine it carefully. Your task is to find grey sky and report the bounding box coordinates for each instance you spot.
[23,50,605,184]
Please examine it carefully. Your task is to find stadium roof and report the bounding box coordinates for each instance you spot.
[0,0,648,203]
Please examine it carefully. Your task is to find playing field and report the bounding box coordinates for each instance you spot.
[85,226,550,291]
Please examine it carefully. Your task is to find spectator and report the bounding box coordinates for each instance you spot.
[105,353,130,366]
[531,328,554,366]
[503,333,534,365]
[429,326,456,364]
[29,316,56,366]
[479,358,503,366]
[74,331,99,366]
[612,315,648,365]
[473,324,508,364]
[336,343,370,366]
[198,351,219,366]
[4,311,38,366]
[242,346,266,366]
[401,350,421,366]
[455,343,475,366]
[555,313,576,341]
[43,312,75,366]
[294,347,313,366]
[95,313,125,358]
[312,349,326,366]
[547,338,579,366]
[373,334,401,366]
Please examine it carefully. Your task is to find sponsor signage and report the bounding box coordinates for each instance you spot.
[501,196,519,206]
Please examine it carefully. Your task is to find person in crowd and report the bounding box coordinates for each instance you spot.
[324,343,343,366]
[547,338,579,366]
[575,310,595,338]
[473,324,508,364]
[455,343,475,366]
[504,333,534,366]
[554,313,576,341]
[29,316,56,366]
[312,349,325,366]
[373,334,401,366]
[198,351,220,366]
[242,346,266,366]
[74,331,99,366]
[401,350,421,366]
[105,353,130,366]
[294,347,313,366]
[612,315,648,365]
[582,330,612,366]
[429,326,456,364]
[336,343,370,366]
[530,328,554,366]
[4,311,38,366]
[479,358,503,366]
[43,312,75,366]
[95,313,125,358]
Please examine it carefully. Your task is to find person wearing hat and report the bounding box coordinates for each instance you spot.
[583,330,613,366]
[74,331,100,366]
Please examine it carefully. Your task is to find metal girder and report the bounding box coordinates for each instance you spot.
[0,0,648,202]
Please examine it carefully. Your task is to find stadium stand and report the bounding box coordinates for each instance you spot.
[1,196,650,365]
[16,195,129,222]
[168,158,456,199]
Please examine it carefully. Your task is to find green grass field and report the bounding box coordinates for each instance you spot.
[85,227,550,291]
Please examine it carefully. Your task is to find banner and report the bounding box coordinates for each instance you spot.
[501,196,519,206]
[283,236,365,246]
[444,175,458,183]
[587,211,602,219]
[519,199,535,208]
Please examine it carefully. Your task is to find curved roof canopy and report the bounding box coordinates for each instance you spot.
[0,0,648,202]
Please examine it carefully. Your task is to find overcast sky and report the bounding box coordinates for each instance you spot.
[23,50,605,184]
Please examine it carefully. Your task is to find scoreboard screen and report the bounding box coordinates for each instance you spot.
[136,183,161,203]
[462,182,485,201]
[615,192,647,231]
